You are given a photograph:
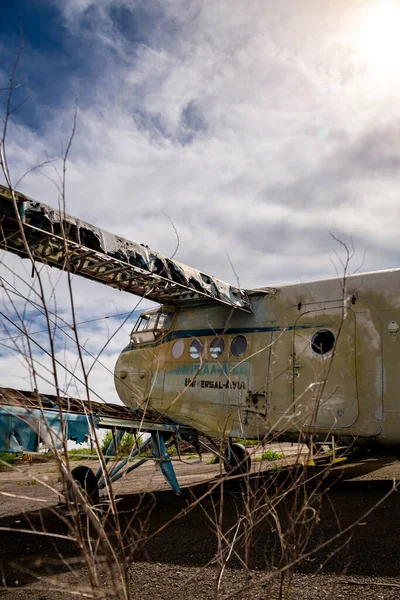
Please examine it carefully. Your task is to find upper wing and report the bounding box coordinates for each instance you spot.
[0,185,252,311]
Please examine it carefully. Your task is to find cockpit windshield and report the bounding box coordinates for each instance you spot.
[132,309,174,334]
[135,313,158,332]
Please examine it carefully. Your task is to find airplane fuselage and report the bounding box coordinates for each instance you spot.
[115,268,400,448]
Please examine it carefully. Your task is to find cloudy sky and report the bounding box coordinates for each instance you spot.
[1,0,400,402]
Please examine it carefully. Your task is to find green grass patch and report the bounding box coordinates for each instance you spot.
[261,450,286,461]
[67,448,99,461]
[232,438,259,446]
[272,462,283,471]
[0,452,20,471]
[166,445,178,457]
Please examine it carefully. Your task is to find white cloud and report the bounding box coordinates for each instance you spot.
[2,0,400,395]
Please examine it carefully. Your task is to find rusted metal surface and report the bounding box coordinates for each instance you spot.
[0,184,252,311]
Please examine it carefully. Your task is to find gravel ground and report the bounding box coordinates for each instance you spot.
[1,446,400,599]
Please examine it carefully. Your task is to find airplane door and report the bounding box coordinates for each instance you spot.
[293,306,358,429]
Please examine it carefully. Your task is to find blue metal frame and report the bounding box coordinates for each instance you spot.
[95,430,180,493]
[0,403,190,494]
[151,431,180,494]
[96,433,152,489]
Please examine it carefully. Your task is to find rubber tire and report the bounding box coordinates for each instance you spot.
[69,465,99,505]
[224,443,251,475]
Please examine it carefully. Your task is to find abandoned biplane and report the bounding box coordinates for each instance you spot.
[0,183,398,497]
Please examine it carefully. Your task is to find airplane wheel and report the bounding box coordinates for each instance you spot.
[69,465,99,505]
[224,443,251,475]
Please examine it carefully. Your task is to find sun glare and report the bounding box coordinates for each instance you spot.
[353,0,400,80]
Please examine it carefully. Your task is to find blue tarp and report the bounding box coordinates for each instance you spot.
[0,406,99,453]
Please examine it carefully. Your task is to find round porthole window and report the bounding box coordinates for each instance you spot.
[172,339,184,359]
[210,337,225,358]
[189,339,203,359]
[231,335,247,357]
[311,329,335,355]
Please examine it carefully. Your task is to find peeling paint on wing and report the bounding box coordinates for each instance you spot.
[0,185,256,311]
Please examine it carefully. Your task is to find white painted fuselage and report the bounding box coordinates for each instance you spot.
[115,268,400,448]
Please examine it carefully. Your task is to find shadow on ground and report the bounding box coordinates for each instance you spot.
[1,457,399,590]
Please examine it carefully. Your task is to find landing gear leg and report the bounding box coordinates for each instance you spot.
[224,439,251,475]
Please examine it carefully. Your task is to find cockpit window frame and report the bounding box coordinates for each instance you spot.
[131,307,175,341]
[133,314,155,332]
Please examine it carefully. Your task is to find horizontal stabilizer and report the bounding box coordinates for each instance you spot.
[0,185,252,311]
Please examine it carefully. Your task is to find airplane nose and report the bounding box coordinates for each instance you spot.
[114,349,151,409]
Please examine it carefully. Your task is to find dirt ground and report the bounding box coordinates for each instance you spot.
[1,445,400,599]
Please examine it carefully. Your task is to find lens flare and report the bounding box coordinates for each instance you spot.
[353,0,400,81]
